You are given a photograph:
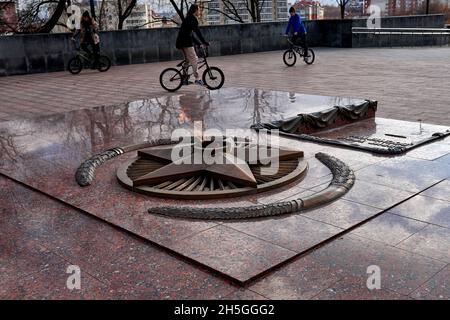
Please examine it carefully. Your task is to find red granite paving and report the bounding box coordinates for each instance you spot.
[0,176,238,299]
[420,179,450,202]
[349,213,428,246]
[396,224,450,263]
[410,265,450,300]
[306,234,446,296]
[4,88,422,283]
[388,194,450,229]
[1,48,450,299]
[1,48,450,126]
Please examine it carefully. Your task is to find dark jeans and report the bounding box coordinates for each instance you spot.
[292,33,308,55]
[81,42,100,62]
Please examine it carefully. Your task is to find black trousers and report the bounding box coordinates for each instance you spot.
[81,42,100,62]
[292,33,308,54]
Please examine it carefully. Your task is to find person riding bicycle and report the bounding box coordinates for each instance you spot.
[285,7,309,57]
[72,11,101,67]
[176,4,209,86]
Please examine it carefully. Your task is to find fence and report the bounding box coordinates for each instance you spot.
[353,27,450,47]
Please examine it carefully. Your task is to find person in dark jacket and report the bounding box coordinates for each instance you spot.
[176,4,209,86]
[72,11,101,65]
[285,7,309,57]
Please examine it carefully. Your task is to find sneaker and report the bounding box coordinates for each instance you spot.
[195,80,205,86]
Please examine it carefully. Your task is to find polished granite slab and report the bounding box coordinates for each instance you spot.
[1,87,449,283]
[282,117,450,155]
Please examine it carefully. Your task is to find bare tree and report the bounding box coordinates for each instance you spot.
[336,0,350,19]
[203,0,267,23]
[1,0,69,33]
[168,0,189,21]
[0,130,21,165]
[97,0,107,30]
[166,0,267,24]
[39,0,67,32]
[117,0,137,29]
[243,0,266,22]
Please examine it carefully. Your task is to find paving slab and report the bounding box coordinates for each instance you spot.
[388,195,450,229]
[396,224,450,263]
[1,87,449,283]
[2,45,450,291]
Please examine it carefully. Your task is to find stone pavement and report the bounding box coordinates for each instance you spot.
[1,47,450,300]
[0,47,450,125]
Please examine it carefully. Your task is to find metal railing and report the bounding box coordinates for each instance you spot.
[352,27,450,47]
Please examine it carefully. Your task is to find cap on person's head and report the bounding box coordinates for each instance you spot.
[289,7,295,13]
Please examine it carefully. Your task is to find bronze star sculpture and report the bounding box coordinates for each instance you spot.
[132,137,303,188]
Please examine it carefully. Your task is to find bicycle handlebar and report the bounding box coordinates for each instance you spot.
[196,45,209,58]
[70,37,81,51]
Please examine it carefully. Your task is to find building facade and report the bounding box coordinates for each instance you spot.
[385,0,423,16]
[206,0,288,25]
[292,0,324,20]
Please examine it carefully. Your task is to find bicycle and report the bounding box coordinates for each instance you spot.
[159,46,225,92]
[68,39,111,74]
[282,35,315,67]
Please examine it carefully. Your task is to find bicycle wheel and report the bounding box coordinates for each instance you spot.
[68,57,82,74]
[97,55,111,72]
[202,66,224,90]
[283,49,296,67]
[160,68,183,92]
[303,49,315,65]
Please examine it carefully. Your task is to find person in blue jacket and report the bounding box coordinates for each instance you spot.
[285,7,309,56]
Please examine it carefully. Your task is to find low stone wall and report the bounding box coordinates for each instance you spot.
[0,14,445,76]
[352,13,448,47]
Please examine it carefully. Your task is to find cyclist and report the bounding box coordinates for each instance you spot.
[176,4,209,86]
[285,7,309,57]
[72,11,101,67]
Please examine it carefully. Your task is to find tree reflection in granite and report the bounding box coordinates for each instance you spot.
[0,88,379,174]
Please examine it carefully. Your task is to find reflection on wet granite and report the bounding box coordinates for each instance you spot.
[333,179,414,210]
[420,179,450,202]
[224,214,343,253]
[302,199,380,229]
[388,195,450,228]
[312,275,408,300]
[0,88,369,172]
[310,234,446,295]
[356,157,448,193]
[248,255,342,300]
[396,224,450,263]
[349,213,427,246]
